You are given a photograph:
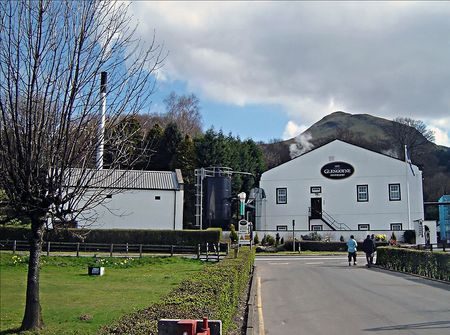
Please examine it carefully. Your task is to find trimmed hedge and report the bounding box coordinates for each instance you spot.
[376,246,450,281]
[283,240,388,252]
[0,227,221,246]
[101,247,255,335]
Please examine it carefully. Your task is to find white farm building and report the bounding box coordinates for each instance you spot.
[255,140,424,239]
[67,169,184,230]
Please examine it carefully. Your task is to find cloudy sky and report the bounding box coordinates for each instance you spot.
[129,1,450,146]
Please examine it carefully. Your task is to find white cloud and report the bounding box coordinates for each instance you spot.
[283,121,307,140]
[129,2,450,144]
[429,126,450,147]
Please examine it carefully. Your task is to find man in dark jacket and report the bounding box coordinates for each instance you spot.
[362,235,376,268]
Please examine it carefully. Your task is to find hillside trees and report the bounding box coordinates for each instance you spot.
[0,0,164,330]
[391,117,435,159]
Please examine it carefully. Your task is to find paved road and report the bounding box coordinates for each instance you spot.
[255,255,450,335]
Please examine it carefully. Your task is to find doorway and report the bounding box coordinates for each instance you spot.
[310,198,322,219]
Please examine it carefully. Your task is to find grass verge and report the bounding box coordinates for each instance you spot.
[102,247,256,335]
[0,252,204,334]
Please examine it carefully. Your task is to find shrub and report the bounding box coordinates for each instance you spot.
[375,234,387,242]
[301,232,322,241]
[283,241,348,252]
[0,226,220,245]
[403,230,416,244]
[102,247,256,335]
[390,232,397,241]
[264,234,275,246]
[376,247,449,281]
[340,235,345,242]
[229,224,238,243]
[253,233,259,245]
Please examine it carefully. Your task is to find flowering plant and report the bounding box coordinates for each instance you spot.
[375,234,387,242]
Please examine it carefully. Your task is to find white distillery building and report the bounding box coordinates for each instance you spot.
[68,169,184,230]
[256,140,424,238]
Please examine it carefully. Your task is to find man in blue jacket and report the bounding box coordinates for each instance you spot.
[347,235,358,266]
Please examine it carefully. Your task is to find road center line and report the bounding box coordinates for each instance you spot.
[305,262,324,264]
[268,262,289,265]
[257,276,265,335]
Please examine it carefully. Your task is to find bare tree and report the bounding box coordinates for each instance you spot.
[0,0,164,330]
[163,92,203,136]
[391,117,435,159]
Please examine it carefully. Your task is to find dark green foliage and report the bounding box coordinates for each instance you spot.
[0,227,220,245]
[263,234,275,246]
[301,232,322,241]
[229,224,238,243]
[101,247,256,335]
[282,241,389,252]
[376,247,449,281]
[253,233,259,245]
[403,230,416,244]
[390,232,397,241]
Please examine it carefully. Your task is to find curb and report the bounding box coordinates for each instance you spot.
[371,265,450,285]
[245,266,257,335]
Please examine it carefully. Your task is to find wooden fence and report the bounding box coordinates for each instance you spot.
[0,240,229,261]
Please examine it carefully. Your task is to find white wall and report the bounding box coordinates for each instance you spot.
[254,230,405,243]
[259,140,424,232]
[78,189,183,230]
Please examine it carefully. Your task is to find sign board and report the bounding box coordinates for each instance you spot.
[88,266,105,276]
[321,162,354,179]
[238,219,252,245]
[310,186,322,194]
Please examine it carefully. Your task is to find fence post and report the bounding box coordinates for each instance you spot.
[197,244,201,260]
[47,241,50,257]
[139,244,143,258]
[126,243,129,255]
[13,240,16,255]
[110,244,113,258]
[216,243,220,262]
[226,242,229,255]
[76,242,80,257]
[206,242,209,262]
[170,245,174,257]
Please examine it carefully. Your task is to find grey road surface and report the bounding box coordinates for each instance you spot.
[255,256,450,335]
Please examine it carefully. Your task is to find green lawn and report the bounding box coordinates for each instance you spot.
[0,252,205,334]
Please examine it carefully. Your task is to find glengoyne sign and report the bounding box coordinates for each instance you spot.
[321,162,354,179]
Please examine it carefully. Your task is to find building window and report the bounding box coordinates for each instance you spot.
[155,196,161,200]
[389,184,401,201]
[357,185,369,202]
[310,186,322,194]
[276,225,288,231]
[311,225,323,231]
[391,223,402,231]
[358,224,370,231]
[276,188,287,204]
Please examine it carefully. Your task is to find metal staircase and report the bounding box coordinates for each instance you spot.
[309,207,351,231]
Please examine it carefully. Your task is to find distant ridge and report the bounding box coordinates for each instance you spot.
[260,111,450,203]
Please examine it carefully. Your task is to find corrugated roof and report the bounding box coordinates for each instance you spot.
[65,168,182,190]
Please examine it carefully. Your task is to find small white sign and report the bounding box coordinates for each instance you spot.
[238,220,252,245]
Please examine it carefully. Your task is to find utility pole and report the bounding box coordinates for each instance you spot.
[292,219,295,252]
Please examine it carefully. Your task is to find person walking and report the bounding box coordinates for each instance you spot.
[370,234,377,265]
[347,235,358,266]
[362,235,376,268]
